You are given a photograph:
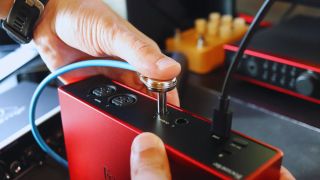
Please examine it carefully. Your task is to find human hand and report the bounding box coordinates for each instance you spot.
[130,133,296,180]
[131,133,171,180]
[32,0,181,105]
[280,166,295,180]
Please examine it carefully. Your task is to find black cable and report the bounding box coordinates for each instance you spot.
[211,0,276,140]
[221,0,275,100]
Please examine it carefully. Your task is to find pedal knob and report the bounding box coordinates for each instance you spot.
[195,18,207,35]
[233,17,246,34]
[209,12,221,24]
[221,15,233,27]
[208,22,219,36]
[219,25,232,39]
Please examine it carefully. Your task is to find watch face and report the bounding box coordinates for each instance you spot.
[2,21,30,44]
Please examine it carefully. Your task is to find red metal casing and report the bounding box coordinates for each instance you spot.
[58,79,283,180]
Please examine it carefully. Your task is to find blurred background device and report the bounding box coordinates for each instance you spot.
[225,15,320,104]
[166,13,248,74]
[0,82,66,180]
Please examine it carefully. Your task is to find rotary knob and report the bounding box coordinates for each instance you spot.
[295,71,319,96]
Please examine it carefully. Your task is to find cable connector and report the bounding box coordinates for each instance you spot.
[210,0,275,141]
[211,97,233,140]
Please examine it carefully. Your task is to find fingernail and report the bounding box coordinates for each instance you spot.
[156,57,179,71]
[132,133,164,154]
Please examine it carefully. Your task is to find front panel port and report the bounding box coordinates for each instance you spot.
[91,85,116,97]
[110,94,137,107]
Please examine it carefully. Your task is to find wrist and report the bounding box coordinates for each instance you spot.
[0,0,14,19]
[2,0,50,44]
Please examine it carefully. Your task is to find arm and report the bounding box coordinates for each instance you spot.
[0,0,14,19]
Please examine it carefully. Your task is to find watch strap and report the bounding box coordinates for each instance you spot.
[1,0,49,44]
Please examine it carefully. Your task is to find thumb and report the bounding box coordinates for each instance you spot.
[54,0,181,80]
[130,132,171,180]
[280,167,295,180]
[53,0,181,80]
[105,21,181,80]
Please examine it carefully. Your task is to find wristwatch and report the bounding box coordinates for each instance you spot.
[1,0,49,44]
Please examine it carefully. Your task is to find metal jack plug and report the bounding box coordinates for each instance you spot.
[139,75,177,119]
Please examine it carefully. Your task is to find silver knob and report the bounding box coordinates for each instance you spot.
[139,75,177,118]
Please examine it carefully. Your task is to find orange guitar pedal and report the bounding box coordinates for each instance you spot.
[166,13,248,74]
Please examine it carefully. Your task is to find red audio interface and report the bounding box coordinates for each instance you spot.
[225,15,320,104]
[58,75,282,180]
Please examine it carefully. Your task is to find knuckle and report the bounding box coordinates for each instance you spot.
[132,38,151,53]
